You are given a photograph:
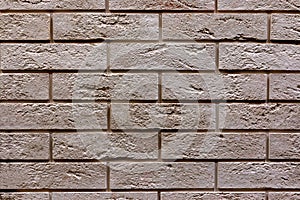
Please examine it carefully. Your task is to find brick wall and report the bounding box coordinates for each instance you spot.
[0,0,299,199]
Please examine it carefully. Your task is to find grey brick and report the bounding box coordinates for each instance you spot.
[53,73,158,100]
[0,74,49,100]
[270,74,300,100]
[272,14,300,40]
[219,162,300,189]
[0,14,49,40]
[161,132,266,160]
[219,0,300,10]
[219,43,300,71]
[269,193,300,200]
[162,14,267,40]
[162,74,267,100]
[53,132,158,160]
[110,162,214,189]
[1,44,106,71]
[219,103,300,130]
[0,103,107,130]
[270,133,300,159]
[53,14,159,40]
[0,163,106,189]
[0,193,49,200]
[111,103,216,130]
[110,43,216,71]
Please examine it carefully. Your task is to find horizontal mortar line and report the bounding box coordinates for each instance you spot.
[53,159,158,162]
[162,159,266,162]
[0,129,109,132]
[269,159,300,162]
[217,10,300,14]
[0,189,107,192]
[218,70,300,74]
[218,188,300,192]
[110,188,215,192]
[220,129,300,132]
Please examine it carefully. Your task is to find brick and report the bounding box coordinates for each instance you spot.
[1,44,106,71]
[272,14,300,40]
[0,193,49,200]
[269,193,300,200]
[111,103,216,130]
[53,14,159,40]
[219,0,300,10]
[110,162,214,189]
[0,133,49,160]
[110,43,216,71]
[0,0,105,10]
[52,192,157,200]
[162,14,267,40]
[53,132,158,160]
[162,74,267,100]
[53,73,158,100]
[219,162,300,189]
[219,103,300,130]
[0,103,107,130]
[219,43,300,71]
[270,133,300,159]
[0,14,49,40]
[109,0,214,10]
[0,163,106,189]
[161,132,266,160]
[270,74,300,100]
[161,192,265,200]
[0,74,49,100]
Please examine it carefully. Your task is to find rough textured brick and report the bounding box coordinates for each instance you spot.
[0,133,49,160]
[219,103,300,130]
[0,14,49,40]
[53,132,158,160]
[161,192,265,200]
[52,192,157,200]
[1,44,106,71]
[219,162,300,189]
[110,162,214,189]
[0,104,107,130]
[0,74,49,100]
[269,193,300,200]
[53,73,158,100]
[163,14,267,40]
[162,74,267,100]
[0,0,105,10]
[272,14,300,40]
[270,133,300,159]
[110,0,214,10]
[53,14,159,40]
[0,163,106,189]
[219,0,300,10]
[161,132,266,160]
[0,193,49,200]
[111,103,216,130]
[219,43,300,71]
[270,74,300,100]
[110,43,216,71]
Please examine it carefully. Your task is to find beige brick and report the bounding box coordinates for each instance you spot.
[270,74,300,100]
[272,14,300,40]
[0,133,49,160]
[0,104,107,130]
[53,14,159,40]
[163,14,267,40]
[0,14,49,40]
[111,103,216,130]
[0,193,49,200]
[53,132,158,160]
[162,74,267,100]
[162,132,266,160]
[219,103,300,130]
[219,43,300,71]
[0,74,49,100]
[110,0,214,10]
[110,162,214,189]
[219,162,300,189]
[1,44,106,71]
[0,163,106,189]
[269,193,300,200]
[270,133,300,159]
[52,192,157,200]
[53,73,158,100]
[219,0,300,10]
[110,43,216,71]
